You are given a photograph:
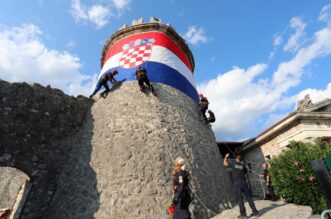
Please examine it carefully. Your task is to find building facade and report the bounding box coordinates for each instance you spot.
[242,97,331,197]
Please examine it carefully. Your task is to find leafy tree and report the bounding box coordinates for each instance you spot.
[269,140,331,213]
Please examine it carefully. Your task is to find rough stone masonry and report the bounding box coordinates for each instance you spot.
[0,79,233,219]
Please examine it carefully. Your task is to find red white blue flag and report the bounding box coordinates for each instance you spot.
[99,32,198,102]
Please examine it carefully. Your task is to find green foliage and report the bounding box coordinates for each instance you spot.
[269,140,331,213]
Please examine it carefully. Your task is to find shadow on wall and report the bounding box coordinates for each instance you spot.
[0,80,100,218]
[45,108,99,219]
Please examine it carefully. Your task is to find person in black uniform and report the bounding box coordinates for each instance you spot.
[89,69,118,98]
[199,93,209,121]
[223,153,259,219]
[206,110,216,123]
[262,163,277,201]
[172,157,192,219]
[135,66,155,94]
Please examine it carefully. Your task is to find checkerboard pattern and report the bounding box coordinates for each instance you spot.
[119,45,152,68]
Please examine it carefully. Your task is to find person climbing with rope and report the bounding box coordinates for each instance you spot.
[89,69,119,99]
[170,157,192,219]
[199,93,209,121]
[223,153,259,219]
[135,66,156,95]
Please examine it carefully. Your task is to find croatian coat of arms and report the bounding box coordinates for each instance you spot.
[119,38,155,68]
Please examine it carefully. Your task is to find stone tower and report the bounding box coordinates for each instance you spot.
[0,18,233,219]
[83,18,232,218]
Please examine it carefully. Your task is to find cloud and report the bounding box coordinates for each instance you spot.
[183,26,208,45]
[0,24,97,96]
[283,17,306,52]
[70,0,131,28]
[263,113,288,129]
[273,24,331,93]
[88,4,111,28]
[296,82,331,103]
[66,40,76,48]
[200,6,331,140]
[70,0,111,29]
[111,0,131,10]
[200,64,273,139]
[273,35,283,46]
[319,4,331,25]
[269,34,283,59]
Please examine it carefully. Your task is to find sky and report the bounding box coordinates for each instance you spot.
[1,0,331,141]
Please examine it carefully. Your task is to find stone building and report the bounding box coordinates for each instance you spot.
[0,18,233,219]
[241,96,331,197]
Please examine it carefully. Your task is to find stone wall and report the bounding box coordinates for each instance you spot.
[0,80,92,218]
[0,167,29,209]
[0,80,233,218]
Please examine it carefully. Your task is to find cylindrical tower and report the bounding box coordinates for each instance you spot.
[99,18,198,103]
[49,18,233,219]
[96,19,233,218]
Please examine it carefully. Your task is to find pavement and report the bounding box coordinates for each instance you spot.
[211,200,321,219]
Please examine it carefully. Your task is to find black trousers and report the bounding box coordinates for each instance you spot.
[173,194,191,219]
[266,185,277,200]
[90,79,109,97]
[138,76,154,92]
[234,182,258,216]
[200,105,208,119]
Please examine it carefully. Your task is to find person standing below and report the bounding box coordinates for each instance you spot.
[172,157,192,219]
[135,66,155,94]
[89,69,118,98]
[223,153,259,219]
[262,163,277,201]
[199,93,209,120]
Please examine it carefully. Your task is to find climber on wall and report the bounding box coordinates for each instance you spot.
[135,66,156,95]
[170,157,192,219]
[199,93,209,121]
[89,69,119,99]
[206,110,216,123]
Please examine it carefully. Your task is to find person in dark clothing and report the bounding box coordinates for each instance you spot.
[262,163,277,201]
[224,154,259,219]
[199,93,209,120]
[207,110,216,123]
[172,157,192,219]
[135,66,155,94]
[89,69,118,98]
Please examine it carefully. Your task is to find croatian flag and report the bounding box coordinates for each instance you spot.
[99,31,199,103]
